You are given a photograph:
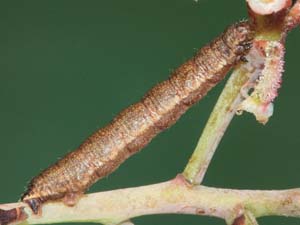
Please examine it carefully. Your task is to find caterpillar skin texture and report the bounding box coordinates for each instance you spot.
[21,21,253,214]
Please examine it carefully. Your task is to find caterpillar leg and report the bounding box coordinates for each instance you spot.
[23,192,82,215]
[62,192,83,207]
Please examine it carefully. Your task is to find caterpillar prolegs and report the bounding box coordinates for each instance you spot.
[21,21,254,214]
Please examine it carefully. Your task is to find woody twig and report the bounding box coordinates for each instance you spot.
[2,176,300,225]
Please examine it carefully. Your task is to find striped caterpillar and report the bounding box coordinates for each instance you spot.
[21,21,253,214]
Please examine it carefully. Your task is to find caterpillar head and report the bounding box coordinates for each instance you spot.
[223,21,255,61]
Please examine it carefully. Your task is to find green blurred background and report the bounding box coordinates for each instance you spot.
[0,1,299,225]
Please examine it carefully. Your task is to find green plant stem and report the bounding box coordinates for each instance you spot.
[182,63,255,184]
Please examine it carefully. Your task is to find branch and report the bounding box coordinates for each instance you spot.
[182,49,264,184]
[182,0,297,186]
[1,175,300,225]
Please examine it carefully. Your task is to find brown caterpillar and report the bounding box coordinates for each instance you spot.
[21,21,253,214]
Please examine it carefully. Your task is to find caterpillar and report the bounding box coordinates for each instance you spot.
[21,21,253,214]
